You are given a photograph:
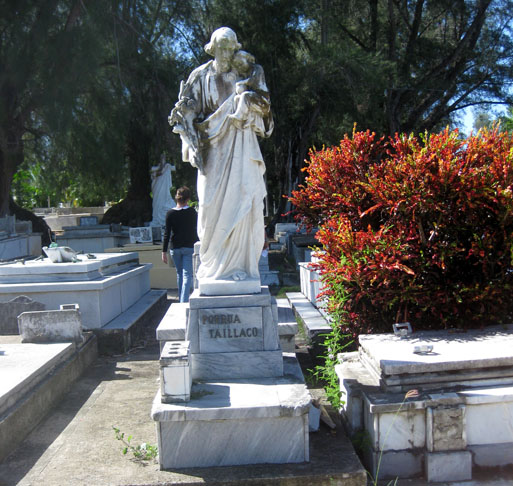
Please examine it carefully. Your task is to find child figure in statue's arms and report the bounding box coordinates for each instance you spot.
[228,50,271,129]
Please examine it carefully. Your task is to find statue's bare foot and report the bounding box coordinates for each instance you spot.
[232,271,247,281]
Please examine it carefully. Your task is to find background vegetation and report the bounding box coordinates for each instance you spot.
[2,0,513,230]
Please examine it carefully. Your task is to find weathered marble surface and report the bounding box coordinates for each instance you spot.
[191,349,283,380]
[156,300,298,353]
[0,234,42,261]
[189,287,272,309]
[160,341,191,403]
[426,451,472,482]
[339,352,513,480]
[152,354,310,468]
[198,306,263,353]
[0,252,139,283]
[18,306,84,344]
[156,414,308,469]
[359,325,513,376]
[156,303,188,347]
[184,286,282,379]
[0,261,152,329]
[198,276,261,296]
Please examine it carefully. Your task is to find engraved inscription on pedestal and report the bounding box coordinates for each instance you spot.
[199,307,263,353]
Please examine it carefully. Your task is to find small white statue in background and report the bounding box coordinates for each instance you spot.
[150,154,176,227]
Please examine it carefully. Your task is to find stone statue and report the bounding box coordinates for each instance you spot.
[150,154,176,227]
[169,27,273,288]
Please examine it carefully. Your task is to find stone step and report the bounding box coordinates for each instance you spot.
[95,289,168,354]
[286,292,331,352]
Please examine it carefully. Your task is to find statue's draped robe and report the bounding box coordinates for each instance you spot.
[180,60,273,281]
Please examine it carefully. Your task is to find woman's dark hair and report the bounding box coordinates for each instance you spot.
[175,186,191,205]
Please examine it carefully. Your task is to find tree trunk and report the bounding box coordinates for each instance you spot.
[0,118,25,217]
[102,114,153,226]
[9,198,52,246]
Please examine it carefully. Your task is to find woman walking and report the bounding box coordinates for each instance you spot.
[162,186,199,302]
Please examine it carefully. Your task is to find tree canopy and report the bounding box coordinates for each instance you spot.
[3,0,513,228]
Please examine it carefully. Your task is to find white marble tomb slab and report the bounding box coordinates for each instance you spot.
[359,325,513,376]
[0,252,139,283]
[0,264,151,329]
[0,342,74,416]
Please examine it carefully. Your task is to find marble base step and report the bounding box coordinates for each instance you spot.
[152,354,310,469]
[191,349,283,380]
[94,289,168,354]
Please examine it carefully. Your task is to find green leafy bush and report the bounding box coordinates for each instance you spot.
[291,127,513,334]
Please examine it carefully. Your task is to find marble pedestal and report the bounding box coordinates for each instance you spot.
[186,287,283,380]
[152,286,311,470]
[198,276,261,296]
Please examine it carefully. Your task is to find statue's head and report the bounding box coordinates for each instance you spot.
[205,27,241,71]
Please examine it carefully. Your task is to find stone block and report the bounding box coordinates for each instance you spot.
[79,216,99,226]
[189,287,272,309]
[378,409,426,450]
[358,327,513,378]
[18,306,84,344]
[309,403,321,431]
[0,215,15,234]
[185,308,199,353]
[0,295,45,335]
[425,451,472,482]
[15,220,32,233]
[156,414,308,469]
[262,304,280,351]
[427,405,466,451]
[367,450,423,480]
[156,303,188,350]
[160,341,191,403]
[198,276,261,296]
[274,223,298,234]
[465,399,513,445]
[129,226,153,243]
[470,442,513,467]
[191,350,283,380]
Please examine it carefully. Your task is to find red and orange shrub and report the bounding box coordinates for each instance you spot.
[290,127,513,334]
